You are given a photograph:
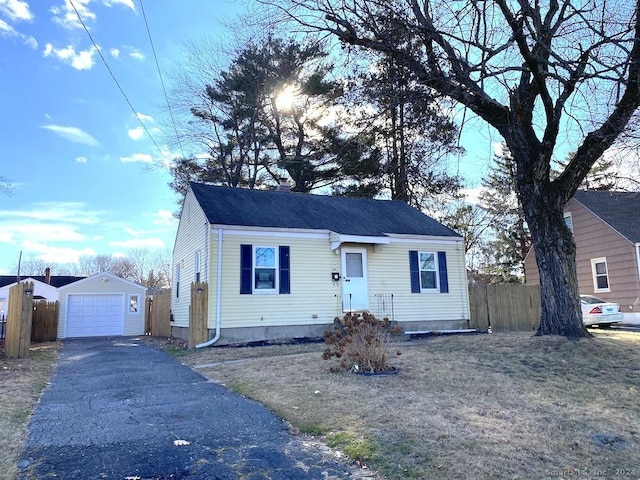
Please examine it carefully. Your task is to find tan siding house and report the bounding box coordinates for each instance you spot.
[524,191,640,324]
[172,183,471,345]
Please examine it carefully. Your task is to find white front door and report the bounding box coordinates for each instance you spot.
[341,248,369,311]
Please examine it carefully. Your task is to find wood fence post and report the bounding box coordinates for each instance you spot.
[5,282,33,358]
[188,282,208,348]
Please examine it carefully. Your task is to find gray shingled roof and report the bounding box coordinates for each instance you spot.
[0,276,85,288]
[573,190,640,243]
[190,182,461,238]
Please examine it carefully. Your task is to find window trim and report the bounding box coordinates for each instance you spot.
[194,250,201,283]
[563,212,573,232]
[175,264,181,298]
[418,251,439,292]
[128,294,140,314]
[253,245,279,294]
[591,257,611,293]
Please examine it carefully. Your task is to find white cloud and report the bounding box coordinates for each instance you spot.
[0,0,34,21]
[75,156,87,163]
[151,210,177,226]
[43,43,96,70]
[128,48,144,61]
[108,238,165,249]
[110,47,120,58]
[135,112,153,122]
[0,17,37,48]
[120,153,152,163]
[127,127,144,140]
[103,0,135,11]
[0,202,105,264]
[50,0,95,30]
[42,124,100,146]
[21,240,97,264]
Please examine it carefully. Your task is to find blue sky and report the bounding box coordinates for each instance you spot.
[0,0,248,274]
[0,0,501,276]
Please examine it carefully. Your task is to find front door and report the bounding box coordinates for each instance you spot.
[341,248,369,311]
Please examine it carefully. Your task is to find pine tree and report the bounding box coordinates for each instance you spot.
[479,143,531,281]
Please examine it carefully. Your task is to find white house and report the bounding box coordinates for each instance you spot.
[57,272,148,338]
[172,182,471,345]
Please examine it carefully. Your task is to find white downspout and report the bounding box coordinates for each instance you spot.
[196,228,223,348]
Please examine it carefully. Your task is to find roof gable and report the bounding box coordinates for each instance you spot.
[189,182,460,238]
[572,190,640,243]
[59,272,147,291]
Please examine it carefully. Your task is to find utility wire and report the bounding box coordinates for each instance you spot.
[138,0,185,158]
[68,0,165,160]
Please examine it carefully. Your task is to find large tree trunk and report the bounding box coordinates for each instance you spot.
[520,188,590,337]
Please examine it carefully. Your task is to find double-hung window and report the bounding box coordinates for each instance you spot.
[254,246,277,291]
[591,257,610,292]
[240,244,290,295]
[409,250,449,293]
[419,252,439,291]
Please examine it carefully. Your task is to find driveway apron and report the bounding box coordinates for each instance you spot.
[18,338,363,480]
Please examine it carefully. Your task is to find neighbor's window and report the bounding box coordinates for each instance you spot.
[564,212,573,232]
[129,295,139,313]
[591,257,610,292]
[419,252,439,291]
[254,246,277,291]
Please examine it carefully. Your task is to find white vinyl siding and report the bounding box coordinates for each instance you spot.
[57,273,146,338]
[207,232,469,329]
[171,189,210,328]
[368,242,469,323]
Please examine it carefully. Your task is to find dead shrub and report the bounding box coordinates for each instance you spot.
[322,312,403,373]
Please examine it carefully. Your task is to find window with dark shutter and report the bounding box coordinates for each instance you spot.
[409,250,449,293]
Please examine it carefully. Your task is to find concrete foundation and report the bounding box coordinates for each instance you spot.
[172,318,471,346]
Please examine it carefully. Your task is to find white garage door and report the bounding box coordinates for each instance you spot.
[66,294,124,337]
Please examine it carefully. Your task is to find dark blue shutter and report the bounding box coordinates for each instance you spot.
[438,251,449,293]
[409,250,420,293]
[279,246,290,294]
[240,244,252,294]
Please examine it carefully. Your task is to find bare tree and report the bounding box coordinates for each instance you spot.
[261,0,640,337]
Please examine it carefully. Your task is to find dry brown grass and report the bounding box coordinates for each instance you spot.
[175,331,640,480]
[0,343,59,480]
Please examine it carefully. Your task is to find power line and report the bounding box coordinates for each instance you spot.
[138,0,185,158]
[68,0,165,160]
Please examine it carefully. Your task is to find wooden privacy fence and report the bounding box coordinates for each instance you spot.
[145,292,171,337]
[468,283,541,333]
[5,282,34,358]
[189,282,209,348]
[31,301,59,342]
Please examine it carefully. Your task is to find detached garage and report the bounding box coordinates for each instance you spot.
[58,272,147,339]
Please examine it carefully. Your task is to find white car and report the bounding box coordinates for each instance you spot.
[580,294,623,328]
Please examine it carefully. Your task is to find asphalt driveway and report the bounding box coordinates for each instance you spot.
[18,338,366,480]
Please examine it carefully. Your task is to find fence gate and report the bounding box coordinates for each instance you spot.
[145,292,172,337]
[31,301,59,342]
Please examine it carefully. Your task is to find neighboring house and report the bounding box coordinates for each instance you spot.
[0,270,84,318]
[524,190,640,324]
[172,182,471,345]
[57,272,147,338]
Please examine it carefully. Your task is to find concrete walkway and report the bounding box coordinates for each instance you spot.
[18,338,369,480]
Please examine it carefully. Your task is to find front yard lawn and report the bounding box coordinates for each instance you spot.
[176,331,640,479]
